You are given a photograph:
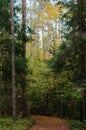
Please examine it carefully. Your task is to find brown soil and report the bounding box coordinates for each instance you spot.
[30,115,69,130]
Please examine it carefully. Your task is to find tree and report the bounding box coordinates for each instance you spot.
[49,0,86,120]
[21,0,28,117]
[0,0,12,117]
[10,0,17,120]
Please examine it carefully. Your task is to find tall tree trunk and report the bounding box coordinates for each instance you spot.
[39,0,45,60]
[22,0,26,58]
[47,22,51,57]
[21,0,28,117]
[78,0,85,80]
[10,0,17,120]
[42,24,45,60]
[77,0,86,120]
[29,0,32,28]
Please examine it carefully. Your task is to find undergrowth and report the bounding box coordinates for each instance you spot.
[68,119,86,130]
[0,117,34,130]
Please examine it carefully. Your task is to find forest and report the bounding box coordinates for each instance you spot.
[0,0,86,130]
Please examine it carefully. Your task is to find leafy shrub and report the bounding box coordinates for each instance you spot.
[0,118,34,130]
[68,120,83,130]
[83,120,86,129]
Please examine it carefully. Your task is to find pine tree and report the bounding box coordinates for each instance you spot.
[10,0,17,120]
[21,0,28,117]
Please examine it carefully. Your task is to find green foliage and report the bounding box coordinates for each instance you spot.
[0,0,10,32]
[27,56,54,114]
[0,0,86,121]
[0,118,34,130]
[68,120,86,130]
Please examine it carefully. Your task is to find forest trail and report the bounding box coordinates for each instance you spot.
[30,115,69,130]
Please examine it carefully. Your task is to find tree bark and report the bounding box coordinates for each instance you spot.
[22,0,26,58]
[77,0,86,80]
[10,0,17,120]
[39,0,45,60]
[21,0,28,117]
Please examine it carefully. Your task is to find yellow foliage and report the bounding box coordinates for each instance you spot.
[38,11,45,18]
[38,11,46,25]
[66,13,73,18]
[45,3,60,20]
[38,3,60,21]
[55,39,60,47]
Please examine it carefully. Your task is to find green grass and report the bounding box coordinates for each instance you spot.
[0,117,34,130]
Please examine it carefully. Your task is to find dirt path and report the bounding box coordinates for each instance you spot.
[30,115,69,130]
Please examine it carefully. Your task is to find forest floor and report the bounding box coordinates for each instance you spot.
[30,115,69,130]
